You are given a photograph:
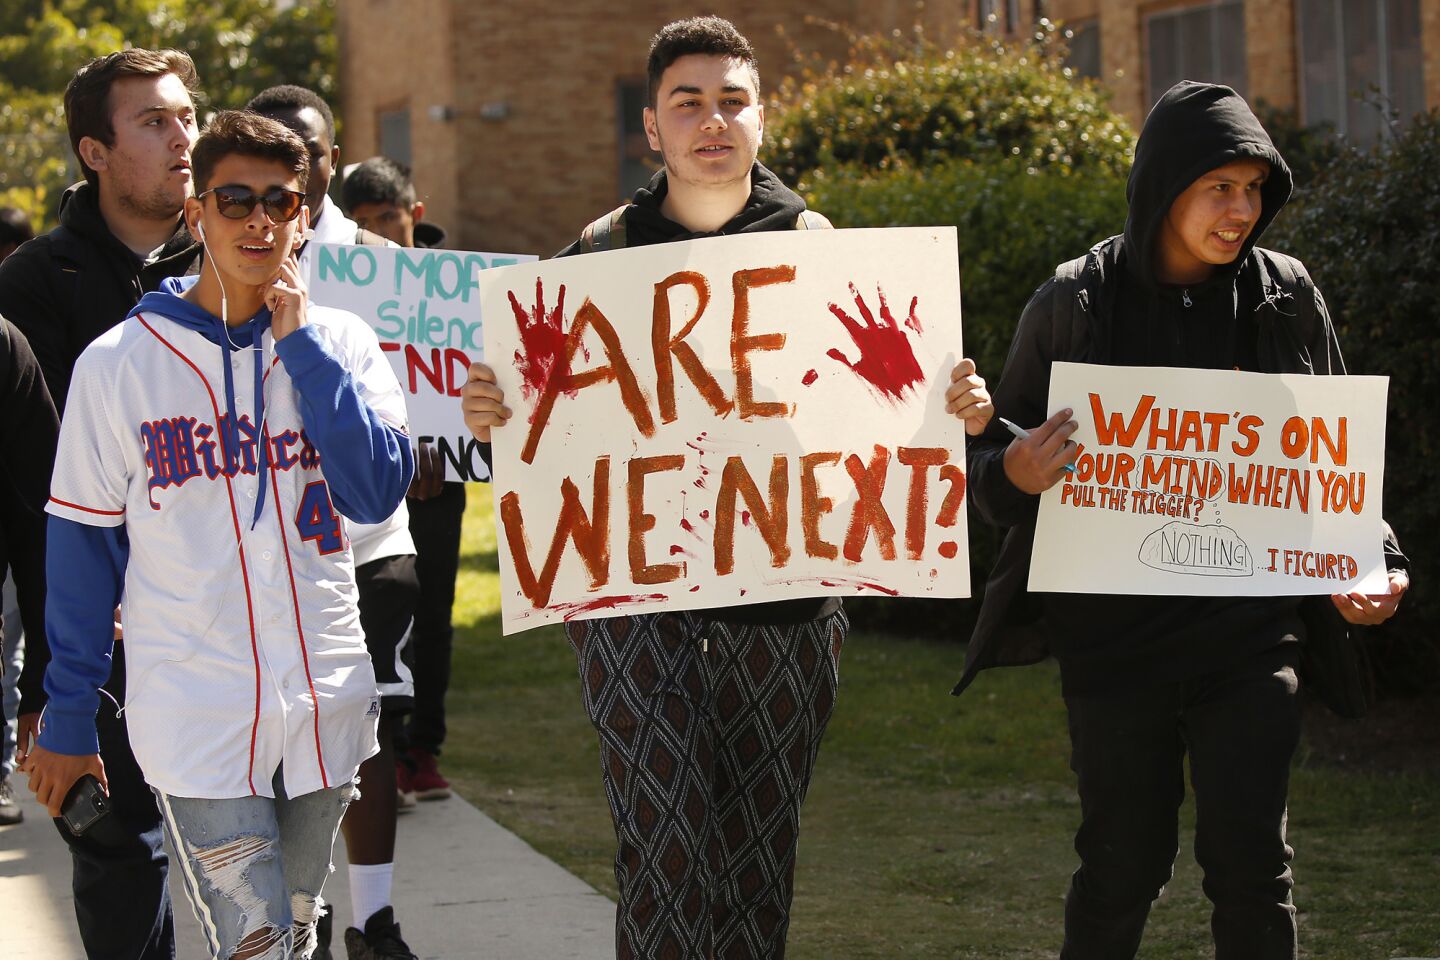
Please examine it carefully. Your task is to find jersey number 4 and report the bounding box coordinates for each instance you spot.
[296,481,345,555]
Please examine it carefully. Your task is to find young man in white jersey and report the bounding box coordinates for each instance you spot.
[22,110,414,960]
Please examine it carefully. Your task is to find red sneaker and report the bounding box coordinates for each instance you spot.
[408,747,451,800]
[395,760,417,809]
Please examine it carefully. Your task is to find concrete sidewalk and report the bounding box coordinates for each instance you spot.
[1,787,615,959]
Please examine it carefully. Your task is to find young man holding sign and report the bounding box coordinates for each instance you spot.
[959,81,1409,958]
[463,16,991,959]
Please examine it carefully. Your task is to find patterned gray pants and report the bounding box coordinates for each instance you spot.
[567,608,846,960]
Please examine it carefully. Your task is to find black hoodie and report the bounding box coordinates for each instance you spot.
[969,83,1312,697]
[0,181,199,713]
[0,181,200,415]
[555,163,840,626]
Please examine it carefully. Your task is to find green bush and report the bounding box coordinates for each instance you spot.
[766,25,1136,638]
[767,23,1134,185]
[1268,112,1440,691]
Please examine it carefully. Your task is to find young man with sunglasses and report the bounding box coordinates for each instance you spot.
[0,47,203,960]
[22,110,413,960]
[251,87,426,960]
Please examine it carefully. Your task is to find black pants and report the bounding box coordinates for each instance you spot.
[402,483,465,755]
[53,655,175,959]
[568,609,846,960]
[1061,644,1302,960]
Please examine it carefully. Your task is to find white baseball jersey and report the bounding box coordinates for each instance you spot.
[47,304,408,800]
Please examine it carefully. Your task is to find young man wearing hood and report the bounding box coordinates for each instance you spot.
[0,47,203,959]
[959,81,1409,957]
[21,110,414,960]
[462,16,993,958]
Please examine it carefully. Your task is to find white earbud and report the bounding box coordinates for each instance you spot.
[196,221,206,244]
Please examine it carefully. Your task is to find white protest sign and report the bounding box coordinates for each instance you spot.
[307,243,538,480]
[479,227,971,634]
[1030,362,1389,595]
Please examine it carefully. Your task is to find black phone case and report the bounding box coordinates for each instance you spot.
[60,774,110,837]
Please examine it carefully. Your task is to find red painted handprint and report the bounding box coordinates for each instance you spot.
[826,283,925,403]
[510,278,584,403]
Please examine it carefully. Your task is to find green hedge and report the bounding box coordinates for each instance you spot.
[1267,112,1440,691]
[768,26,1133,185]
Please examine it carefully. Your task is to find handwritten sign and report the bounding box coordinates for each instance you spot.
[307,243,537,480]
[478,227,970,634]
[1029,362,1389,595]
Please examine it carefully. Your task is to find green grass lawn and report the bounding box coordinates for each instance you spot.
[445,486,1440,958]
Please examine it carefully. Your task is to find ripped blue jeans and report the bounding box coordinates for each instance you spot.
[154,767,356,959]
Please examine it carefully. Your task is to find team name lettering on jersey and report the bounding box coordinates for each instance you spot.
[142,414,322,508]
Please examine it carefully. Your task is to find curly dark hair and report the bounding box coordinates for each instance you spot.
[646,16,759,108]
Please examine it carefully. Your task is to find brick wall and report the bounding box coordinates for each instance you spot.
[1244,0,1297,111]
[339,0,1439,255]
[337,0,460,244]
[339,0,981,255]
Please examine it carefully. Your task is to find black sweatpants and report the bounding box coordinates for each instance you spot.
[1060,643,1302,960]
[58,654,176,959]
[567,608,846,960]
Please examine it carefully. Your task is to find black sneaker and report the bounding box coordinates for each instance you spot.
[311,903,333,960]
[343,906,417,960]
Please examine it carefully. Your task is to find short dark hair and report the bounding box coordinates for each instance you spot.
[246,84,336,145]
[0,207,35,248]
[64,48,201,187]
[646,16,759,108]
[190,111,310,194]
[342,156,416,212]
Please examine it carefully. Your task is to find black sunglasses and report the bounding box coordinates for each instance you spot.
[198,186,306,222]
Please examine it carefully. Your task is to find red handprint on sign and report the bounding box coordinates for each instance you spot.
[826,283,925,403]
[510,278,586,403]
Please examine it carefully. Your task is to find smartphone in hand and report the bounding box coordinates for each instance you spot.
[60,773,111,837]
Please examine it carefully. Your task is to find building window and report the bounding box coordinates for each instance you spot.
[1065,19,1101,80]
[1144,1,1247,109]
[377,108,411,167]
[617,79,657,201]
[1297,0,1424,140]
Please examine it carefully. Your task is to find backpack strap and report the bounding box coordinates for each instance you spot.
[354,226,391,247]
[579,204,630,253]
[794,210,833,230]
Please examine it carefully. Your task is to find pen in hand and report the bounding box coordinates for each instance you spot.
[999,417,1077,474]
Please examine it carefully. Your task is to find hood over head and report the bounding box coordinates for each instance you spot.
[1124,81,1292,284]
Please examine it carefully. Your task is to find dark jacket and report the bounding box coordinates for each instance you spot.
[955,81,1405,697]
[554,163,841,626]
[0,182,200,414]
[0,182,199,713]
[0,317,58,701]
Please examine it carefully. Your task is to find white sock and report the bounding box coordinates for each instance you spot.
[348,862,395,929]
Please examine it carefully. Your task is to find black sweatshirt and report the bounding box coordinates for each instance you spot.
[0,317,58,693]
[1042,82,1307,695]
